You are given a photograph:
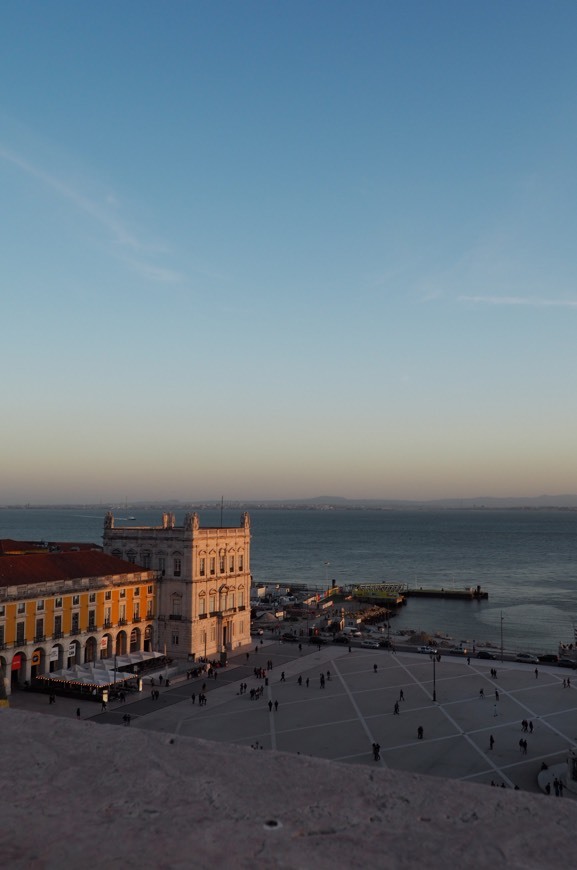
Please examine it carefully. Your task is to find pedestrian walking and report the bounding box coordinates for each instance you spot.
[479,688,484,699]
[191,693,196,704]
[306,678,309,688]
[495,689,499,701]
[529,721,533,733]
[280,671,285,682]
[373,664,378,673]
[274,700,278,711]
[417,726,423,739]
[76,707,81,719]
[298,675,302,686]
[393,701,399,715]
[268,700,273,712]
[399,689,404,702]
[489,735,495,750]
[534,668,539,679]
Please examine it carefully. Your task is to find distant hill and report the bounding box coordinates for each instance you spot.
[3,494,577,510]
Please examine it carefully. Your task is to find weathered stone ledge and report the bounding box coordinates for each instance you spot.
[1,709,575,869]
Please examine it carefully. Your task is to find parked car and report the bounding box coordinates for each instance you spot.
[308,636,327,645]
[447,647,468,656]
[361,639,380,649]
[557,658,577,669]
[476,651,496,660]
[417,646,438,655]
[516,653,540,664]
[538,654,559,663]
[281,633,298,642]
[378,639,392,648]
[333,634,350,644]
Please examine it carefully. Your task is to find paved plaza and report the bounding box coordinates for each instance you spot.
[10,641,577,794]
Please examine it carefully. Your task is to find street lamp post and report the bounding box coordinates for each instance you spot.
[500,611,504,663]
[432,654,437,702]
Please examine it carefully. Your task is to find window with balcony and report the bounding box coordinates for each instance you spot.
[37,599,45,612]
[171,596,182,619]
[72,595,80,606]
[120,589,126,599]
[105,590,112,601]
[104,607,111,627]
[238,590,244,608]
[17,602,25,615]
[174,558,181,577]
[55,597,63,608]
[35,617,44,641]
[209,594,216,613]
[133,602,140,620]
[119,604,126,623]
[16,622,25,645]
[54,615,62,637]
[71,612,79,633]
[134,587,140,597]
[89,592,96,603]
[229,556,235,572]
[209,557,215,576]
[146,601,153,618]
[199,557,205,577]
[199,595,206,616]
[88,609,96,630]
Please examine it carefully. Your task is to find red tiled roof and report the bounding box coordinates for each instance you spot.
[0,550,149,588]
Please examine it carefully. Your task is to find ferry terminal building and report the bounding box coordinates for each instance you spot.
[0,511,251,696]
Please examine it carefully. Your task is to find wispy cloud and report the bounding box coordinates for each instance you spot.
[0,145,181,281]
[123,258,183,284]
[458,295,577,309]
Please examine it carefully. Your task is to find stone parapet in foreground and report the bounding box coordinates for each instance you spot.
[0,709,575,869]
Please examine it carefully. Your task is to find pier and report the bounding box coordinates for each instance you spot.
[349,582,488,604]
[405,585,488,600]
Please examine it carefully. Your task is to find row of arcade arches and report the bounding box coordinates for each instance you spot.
[2,625,154,689]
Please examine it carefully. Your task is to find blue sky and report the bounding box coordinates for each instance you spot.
[2,1,577,503]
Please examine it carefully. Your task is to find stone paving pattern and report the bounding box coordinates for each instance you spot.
[14,639,577,795]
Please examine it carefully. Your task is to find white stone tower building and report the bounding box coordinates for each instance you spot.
[102,511,251,660]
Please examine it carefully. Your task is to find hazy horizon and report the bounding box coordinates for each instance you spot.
[3,3,577,504]
[2,492,577,509]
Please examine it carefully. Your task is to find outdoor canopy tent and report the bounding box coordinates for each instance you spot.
[36,661,136,689]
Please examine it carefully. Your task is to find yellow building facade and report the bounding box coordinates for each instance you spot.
[0,542,156,695]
